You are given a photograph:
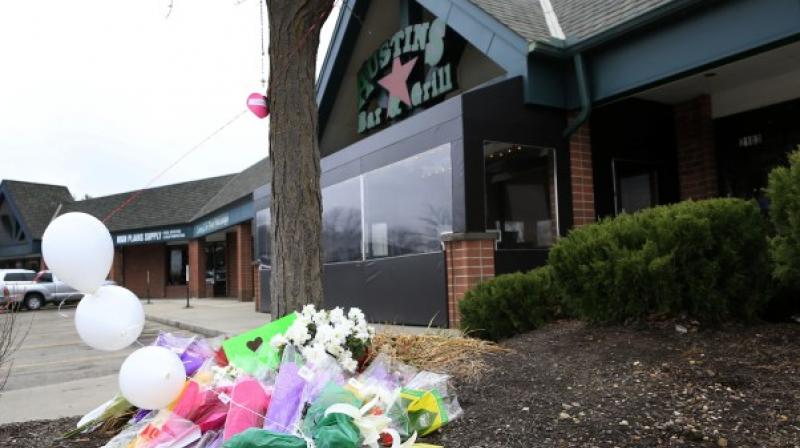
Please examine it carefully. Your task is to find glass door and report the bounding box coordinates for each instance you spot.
[484,142,558,249]
[612,159,659,215]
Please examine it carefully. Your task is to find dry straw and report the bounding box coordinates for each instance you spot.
[371,331,509,383]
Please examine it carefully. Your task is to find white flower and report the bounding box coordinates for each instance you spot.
[341,356,358,373]
[329,307,345,323]
[301,343,328,365]
[270,334,288,349]
[348,307,365,321]
[285,321,311,345]
[301,304,317,319]
[312,309,330,327]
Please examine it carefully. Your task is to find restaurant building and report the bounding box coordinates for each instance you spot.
[4,0,800,327]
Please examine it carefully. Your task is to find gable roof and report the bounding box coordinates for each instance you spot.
[193,158,270,221]
[0,180,73,239]
[62,175,235,232]
[469,0,552,43]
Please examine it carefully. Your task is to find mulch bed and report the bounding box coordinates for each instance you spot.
[2,321,799,447]
[0,417,112,447]
[429,320,800,447]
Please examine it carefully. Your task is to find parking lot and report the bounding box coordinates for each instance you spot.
[0,306,193,424]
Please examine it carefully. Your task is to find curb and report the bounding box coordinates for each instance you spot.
[144,314,224,338]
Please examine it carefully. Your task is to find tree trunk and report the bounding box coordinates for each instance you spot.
[265,0,332,318]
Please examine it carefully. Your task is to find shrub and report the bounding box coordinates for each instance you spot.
[766,149,800,289]
[548,198,769,324]
[459,266,561,341]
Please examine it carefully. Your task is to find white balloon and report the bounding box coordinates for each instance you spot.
[119,346,186,410]
[75,286,144,351]
[42,212,114,294]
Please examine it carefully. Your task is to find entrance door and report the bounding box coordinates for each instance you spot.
[204,242,227,297]
[612,159,659,215]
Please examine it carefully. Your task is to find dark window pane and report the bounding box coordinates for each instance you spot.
[364,144,453,258]
[485,143,557,249]
[323,177,362,262]
[255,208,271,265]
[5,272,34,282]
[167,246,188,286]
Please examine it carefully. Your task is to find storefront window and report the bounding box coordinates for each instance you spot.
[364,144,453,258]
[166,245,188,285]
[256,208,271,265]
[323,177,362,262]
[485,142,558,249]
[613,159,659,214]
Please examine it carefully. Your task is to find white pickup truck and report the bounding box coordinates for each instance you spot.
[2,270,115,310]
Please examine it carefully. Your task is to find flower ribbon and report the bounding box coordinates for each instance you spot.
[324,397,417,448]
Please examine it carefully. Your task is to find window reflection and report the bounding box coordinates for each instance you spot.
[485,142,557,249]
[167,246,188,285]
[364,144,453,258]
[322,177,362,262]
[256,208,271,265]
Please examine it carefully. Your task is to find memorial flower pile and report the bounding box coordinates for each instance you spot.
[68,306,461,448]
[270,305,374,372]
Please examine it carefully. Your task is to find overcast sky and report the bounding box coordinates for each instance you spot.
[0,0,339,199]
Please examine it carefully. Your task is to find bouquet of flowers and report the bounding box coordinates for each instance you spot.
[270,305,374,373]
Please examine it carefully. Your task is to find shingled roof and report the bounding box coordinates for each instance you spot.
[551,0,676,41]
[470,0,552,43]
[0,180,73,239]
[193,158,270,221]
[468,0,679,44]
[62,175,235,232]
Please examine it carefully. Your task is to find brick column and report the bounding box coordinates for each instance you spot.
[442,233,496,328]
[569,120,596,227]
[675,95,718,200]
[188,238,206,298]
[109,248,123,283]
[253,264,261,311]
[226,232,238,297]
[235,222,254,301]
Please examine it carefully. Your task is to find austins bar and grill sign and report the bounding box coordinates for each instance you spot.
[357,19,459,134]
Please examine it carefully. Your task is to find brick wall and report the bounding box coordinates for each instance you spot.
[675,95,718,200]
[235,222,254,301]
[443,235,495,328]
[188,239,206,298]
[569,120,596,227]
[122,244,166,298]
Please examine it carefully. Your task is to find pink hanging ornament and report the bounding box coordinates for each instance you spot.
[247,93,269,119]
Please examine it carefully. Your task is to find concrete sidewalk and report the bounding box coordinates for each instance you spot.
[142,298,457,337]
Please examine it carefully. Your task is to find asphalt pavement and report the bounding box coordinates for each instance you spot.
[0,306,195,424]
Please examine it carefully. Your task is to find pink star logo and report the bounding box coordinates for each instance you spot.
[378,56,417,107]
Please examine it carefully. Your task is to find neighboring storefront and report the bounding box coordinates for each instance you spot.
[0,160,268,303]
[5,0,800,328]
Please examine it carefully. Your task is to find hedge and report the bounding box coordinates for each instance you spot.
[459,266,561,341]
[548,198,769,324]
[766,149,800,289]
[461,198,771,339]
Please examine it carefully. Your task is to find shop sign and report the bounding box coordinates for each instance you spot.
[738,133,763,148]
[193,213,230,237]
[115,228,188,246]
[357,19,460,134]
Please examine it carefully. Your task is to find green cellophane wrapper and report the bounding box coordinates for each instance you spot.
[302,382,362,435]
[221,428,307,448]
[312,412,361,448]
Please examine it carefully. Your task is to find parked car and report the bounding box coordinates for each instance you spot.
[9,270,116,311]
[0,269,36,309]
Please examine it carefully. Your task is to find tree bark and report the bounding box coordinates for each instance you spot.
[265,0,332,318]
